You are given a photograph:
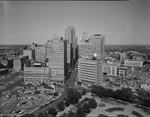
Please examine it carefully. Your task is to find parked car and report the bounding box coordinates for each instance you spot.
[99,103,106,107]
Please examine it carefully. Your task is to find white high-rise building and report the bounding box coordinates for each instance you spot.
[78,56,103,85]
[47,35,67,83]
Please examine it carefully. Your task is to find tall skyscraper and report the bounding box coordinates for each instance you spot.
[91,34,105,60]
[65,26,76,68]
[35,46,46,62]
[47,35,67,83]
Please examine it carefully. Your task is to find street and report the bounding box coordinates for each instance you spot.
[32,68,77,116]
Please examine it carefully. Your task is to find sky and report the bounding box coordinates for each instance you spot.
[0,0,150,45]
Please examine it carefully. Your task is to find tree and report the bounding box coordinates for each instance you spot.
[84,97,89,101]
[65,99,70,107]
[67,88,79,105]
[88,98,97,109]
[82,89,86,95]
[76,107,86,117]
[47,108,57,117]
[37,113,45,117]
[60,113,68,117]
[78,91,82,99]
[68,111,77,117]
[82,102,90,113]
[57,101,65,111]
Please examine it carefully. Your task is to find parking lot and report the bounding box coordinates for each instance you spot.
[0,81,62,116]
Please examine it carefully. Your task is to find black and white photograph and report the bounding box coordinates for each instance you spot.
[0,0,150,117]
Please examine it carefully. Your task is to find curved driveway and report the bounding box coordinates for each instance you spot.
[32,69,77,116]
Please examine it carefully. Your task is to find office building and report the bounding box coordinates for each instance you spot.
[132,55,143,61]
[65,26,76,68]
[47,35,67,83]
[35,46,46,62]
[24,67,51,85]
[78,32,92,58]
[78,56,103,85]
[103,63,118,76]
[91,34,105,60]
[23,49,33,60]
[13,58,22,72]
[117,66,131,77]
[13,56,28,71]
[120,52,127,62]
[73,37,78,65]
[124,60,143,67]
[65,26,76,44]
[67,41,71,64]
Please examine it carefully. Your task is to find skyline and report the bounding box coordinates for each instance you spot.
[0,0,150,45]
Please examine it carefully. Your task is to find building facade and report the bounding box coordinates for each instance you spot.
[23,49,33,60]
[78,58,103,85]
[35,46,46,62]
[65,26,76,68]
[132,55,143,61]
[24,67,51,85]
[124,60,143,67]
[117,66,131,77]
[91,34,105,60]
[13,58,22,72]
[103,63,118,76]
[78,32,92,58]
[47,35,67,83]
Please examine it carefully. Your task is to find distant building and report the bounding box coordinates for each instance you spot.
[117,66,131,77]
[67,41,71,64]
[13,56,28,72]
[24,67,51,85]
[132,55,143,61]
[120,52,127,61]
[29,43,38,50]
[103,63,119,76]
[47,35,67,83]
[65,26,76,68]
[124,60,143,67]
[24,60,31,67]
[91,34,105,60]
[78,32,92,58]
[13,58,22,72]
[35,46,46,62]
[140,83,150,91]
[23,49,34,60]
[78,57,103,85]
